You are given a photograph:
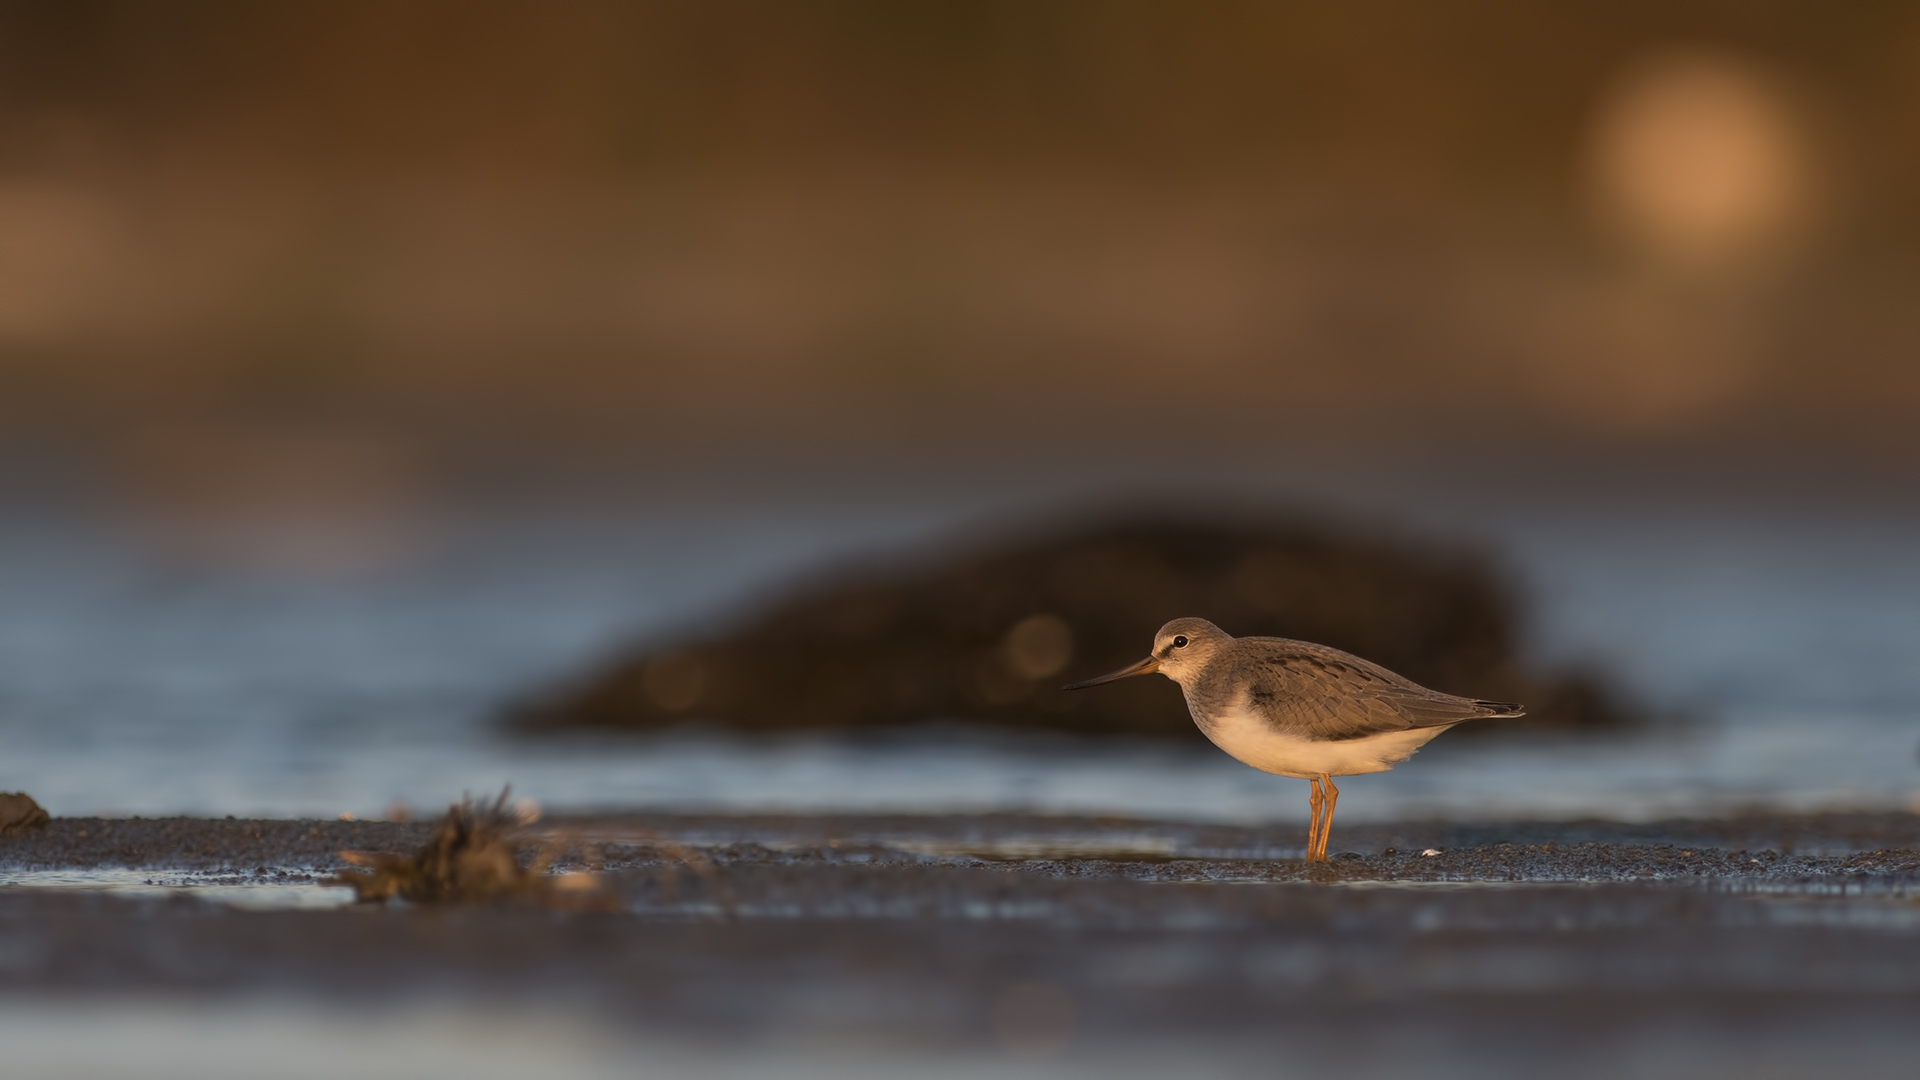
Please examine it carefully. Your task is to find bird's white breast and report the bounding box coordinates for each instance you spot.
[1190,700,1451,780]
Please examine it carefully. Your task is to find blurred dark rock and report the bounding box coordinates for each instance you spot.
[0,793,49,832]
[515,512,1630,739]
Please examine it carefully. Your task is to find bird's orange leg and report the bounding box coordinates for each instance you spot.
[1306,777,1325,862]
[1316,773,1341,861]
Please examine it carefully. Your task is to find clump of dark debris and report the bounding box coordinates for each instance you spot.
[328,792,553,905]
[0,793,48,833]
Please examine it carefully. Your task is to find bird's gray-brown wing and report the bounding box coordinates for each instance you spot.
[1206,639,1523,741]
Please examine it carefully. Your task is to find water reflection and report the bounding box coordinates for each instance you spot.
[0,494,1916,822]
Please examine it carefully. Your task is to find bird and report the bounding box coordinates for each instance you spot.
[1064,617,1522,862]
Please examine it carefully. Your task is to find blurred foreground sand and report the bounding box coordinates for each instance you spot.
[3,811,1918,1077]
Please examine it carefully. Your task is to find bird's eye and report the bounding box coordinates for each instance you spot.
[1172,635,1188,648]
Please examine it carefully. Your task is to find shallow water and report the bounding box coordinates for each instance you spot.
[0,492,1916,821]
[0,868,350,910]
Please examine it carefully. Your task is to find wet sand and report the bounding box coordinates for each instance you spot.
[4,812,1920,1076]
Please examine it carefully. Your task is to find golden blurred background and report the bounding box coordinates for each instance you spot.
[3,1,1919,547]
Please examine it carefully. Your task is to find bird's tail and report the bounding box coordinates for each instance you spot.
[1472,699,1525,718]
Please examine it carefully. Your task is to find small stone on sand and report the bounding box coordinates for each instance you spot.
[0,792,49,832]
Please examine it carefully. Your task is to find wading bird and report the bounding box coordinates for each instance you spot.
[1065,618,1522,861]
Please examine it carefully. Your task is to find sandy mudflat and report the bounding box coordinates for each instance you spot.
[3,812,1919,1077]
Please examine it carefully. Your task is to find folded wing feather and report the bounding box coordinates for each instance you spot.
[1229,639,1522,742]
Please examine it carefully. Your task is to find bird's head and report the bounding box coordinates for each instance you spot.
[1062,617,1231,690]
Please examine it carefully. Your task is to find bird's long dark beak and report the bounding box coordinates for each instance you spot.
[1062,656,1159,690]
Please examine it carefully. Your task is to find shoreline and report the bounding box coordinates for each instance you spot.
[2,810,1918,1074]
[6,807,1918,869]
